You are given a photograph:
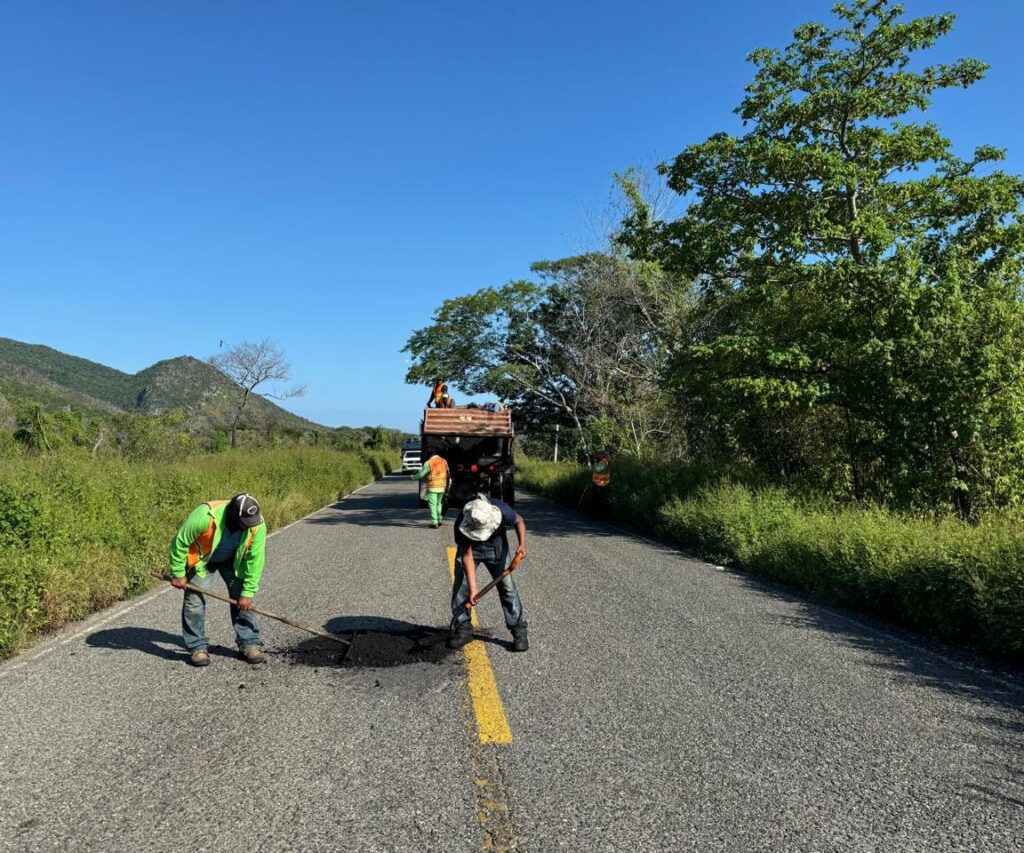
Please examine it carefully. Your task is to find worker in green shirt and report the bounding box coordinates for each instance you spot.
[412,454,449,528]
[168,493,268,667]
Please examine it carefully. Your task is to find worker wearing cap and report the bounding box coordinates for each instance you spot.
[412,453,449,528]
[169,493,268,666]
[450,494,528,652]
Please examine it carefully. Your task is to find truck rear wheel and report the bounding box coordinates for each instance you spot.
[502,473,515,507]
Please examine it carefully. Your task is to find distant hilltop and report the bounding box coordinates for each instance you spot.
[0,336,323,434]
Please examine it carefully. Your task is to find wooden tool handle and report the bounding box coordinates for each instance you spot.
[155,575,350,648]
[466,551,525,610]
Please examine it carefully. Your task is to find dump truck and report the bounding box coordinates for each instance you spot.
[419,406,515,509]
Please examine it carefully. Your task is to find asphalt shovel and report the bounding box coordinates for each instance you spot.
[435,551,526,645]
[154,574,352,653]
[464,550,525,612]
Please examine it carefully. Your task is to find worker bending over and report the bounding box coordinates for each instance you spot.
[169,493,268,666]
[450,495,528,652]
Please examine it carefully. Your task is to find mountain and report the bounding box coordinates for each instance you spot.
[0,337,323,432]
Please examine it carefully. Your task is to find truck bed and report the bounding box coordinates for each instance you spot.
[422,407,513,436]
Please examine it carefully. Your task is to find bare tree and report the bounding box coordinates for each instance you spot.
[210,340,307,448]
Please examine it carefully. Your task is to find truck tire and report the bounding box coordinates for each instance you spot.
[502,473,515,507]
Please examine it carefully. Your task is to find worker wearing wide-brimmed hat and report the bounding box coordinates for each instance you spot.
[450,495,528,652]
[168,493,268,667]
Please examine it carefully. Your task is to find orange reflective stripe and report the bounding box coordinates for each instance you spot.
[185,501,229,568]
[426,456,449,490]
[186,518,217,567]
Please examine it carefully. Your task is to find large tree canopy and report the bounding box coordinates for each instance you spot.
[620,0,1024,511]
[403,254,679,456]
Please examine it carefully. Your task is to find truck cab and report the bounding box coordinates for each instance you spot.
[419,406,515,508]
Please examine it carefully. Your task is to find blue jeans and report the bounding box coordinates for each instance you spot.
[451,536,526,631]
[181,564,262,652]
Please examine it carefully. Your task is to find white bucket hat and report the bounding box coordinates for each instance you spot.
[458,497,503,542]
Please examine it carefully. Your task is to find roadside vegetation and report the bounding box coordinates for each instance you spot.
[0,446,398,660]
[0,334,411,661]
[407,2,1024,662]
[518,457,1023,662]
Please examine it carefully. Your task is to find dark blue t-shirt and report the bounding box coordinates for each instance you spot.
[207,526,243,569]
[454,499,518,553]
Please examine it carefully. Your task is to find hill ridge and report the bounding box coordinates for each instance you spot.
[0,336,323,431]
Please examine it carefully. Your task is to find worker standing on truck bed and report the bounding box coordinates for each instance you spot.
[450,495,529,652]
[427,379,454,408]
[412,453,449,528]
[168,493,268,667]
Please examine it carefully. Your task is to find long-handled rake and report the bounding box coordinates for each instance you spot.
[153,574,352,650]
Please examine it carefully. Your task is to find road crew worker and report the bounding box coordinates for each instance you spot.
[450,494,529,652]
[427,380,454,409]
[412,453,449,528]
[169,493,268,667]
[592,449,611,487]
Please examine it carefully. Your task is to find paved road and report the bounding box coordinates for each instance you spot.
[1,474,1022,852]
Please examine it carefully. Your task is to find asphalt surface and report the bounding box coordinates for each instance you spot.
[1,473,1022,852]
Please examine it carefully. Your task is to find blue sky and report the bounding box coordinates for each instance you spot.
[2,1,1022,432]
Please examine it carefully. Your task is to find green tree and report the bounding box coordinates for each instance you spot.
[621,0,1024,512]
[404,254,678,456]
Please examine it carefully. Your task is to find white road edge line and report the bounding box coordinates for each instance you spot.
[0,476,384,680]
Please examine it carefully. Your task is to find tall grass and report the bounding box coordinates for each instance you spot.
[517,457,1024,662]
[0,446,397,659]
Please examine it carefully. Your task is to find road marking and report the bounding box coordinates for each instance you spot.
[446,545,517,851]
[447,546,512,744]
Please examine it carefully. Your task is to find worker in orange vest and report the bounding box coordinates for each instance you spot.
[412,453,450,527]
[427,380,455,409]
[168,493,267,667]
[591,449,612,487]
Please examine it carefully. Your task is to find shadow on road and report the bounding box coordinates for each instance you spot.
[283,615,510,668]
[305,489,438,530]
[521,490,1024,724]
[514,493,631,542]
[85,627,237,662]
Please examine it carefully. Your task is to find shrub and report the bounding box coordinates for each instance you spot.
[0,446,397,659]
[519,456,1024,661]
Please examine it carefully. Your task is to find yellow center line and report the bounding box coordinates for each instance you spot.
[448,546,513,745]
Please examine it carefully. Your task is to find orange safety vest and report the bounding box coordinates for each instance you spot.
[186,500,257,568]
[432,382,447,405]
[426,455,449,490]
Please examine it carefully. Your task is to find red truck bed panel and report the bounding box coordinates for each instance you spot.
[422,407,513,436]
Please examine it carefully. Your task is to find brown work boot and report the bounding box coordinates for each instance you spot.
[190,649,211,667]
[240,645,265,664]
